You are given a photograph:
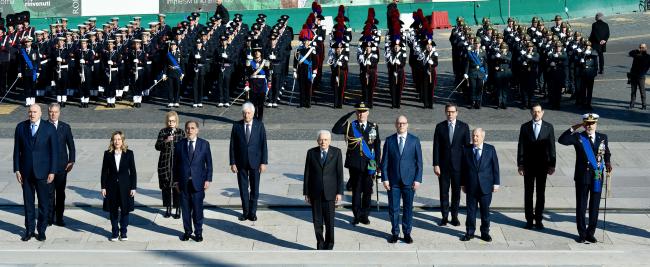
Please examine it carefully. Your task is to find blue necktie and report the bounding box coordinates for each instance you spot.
[189,140,195,161]
[474,147,481,162]
[399,136,404,155]
[534,123,540,140]
[30,124,36,136]
[321,150,327,165]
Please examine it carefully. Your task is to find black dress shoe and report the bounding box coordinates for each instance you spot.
[525,222,534,229]
[403,234,413,244]
[359,217,370,225]
[388,235,399,243]
[55,220,66,227]
[21,232,35,242]
[450,217,461,226]
[248,215,258,221]
[36,233,46,241]
[163,211,171,218]
[438,217,448,226]
[180,233,191,241]
[238,215,248,221]
[535,221,545,230]
[575,236,586,243]
[194,235,203,242]
[351,218,359,225]
[460,233,474,241]
[586,236,598,243]
[480,234,492,242]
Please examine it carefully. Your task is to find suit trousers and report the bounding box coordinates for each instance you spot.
[49,172,67,223]
[237,168,260,217]
[180,180,205,235]
[109,207,130,236]
[311,194,335,250]
[524,169,547,223]
[439,170,462,219]
[465,190,492,236]
[387,182,414,236]
[349,168,373,219]
[630,76,646,106]
[22,173,50,234]
[575,183,602,238]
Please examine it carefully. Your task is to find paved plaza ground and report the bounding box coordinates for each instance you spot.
[0,12,648,266]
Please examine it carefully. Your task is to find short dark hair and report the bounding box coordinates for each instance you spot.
[444,102,458,111]
[530,102,543,110]
[185,120,200,129]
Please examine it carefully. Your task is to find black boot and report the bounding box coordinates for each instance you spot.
[163,206,171,218]
[173,207,180,219]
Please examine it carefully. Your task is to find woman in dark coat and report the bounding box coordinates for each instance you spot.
[154,111,185,218]
[101,131,137,241]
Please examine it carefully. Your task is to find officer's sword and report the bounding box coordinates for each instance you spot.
[443,77,467,100]
[145,78,164,93]
[601,172,612,243]
[288,75,297,105]
[0,76,22,104]
[218,89,248,117]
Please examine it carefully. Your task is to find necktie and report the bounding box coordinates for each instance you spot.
[474,147,481,162]
[399,136,405,155]
[321,150,327,165]
[245,124,251,143]
[534,123,540,139]
[361,123,365,131]
[30,123,36,136]
[449,122,455,143]
[189,140,195,161]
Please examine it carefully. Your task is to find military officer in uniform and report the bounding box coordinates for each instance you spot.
[102,39,121,108]
[128,39,146,108]
[332,103,381,225]
[76,38,95,108]
[245,41,270,120]
[493,43,512,109]
[163,40,184,108]
[17,37,39,107]
[519,42,540,109]
[328,32,349,109]
[464,37,488,109]
[385,34,408,109]
[548,41,567,109]
[293,28,318,108]
[558,113,612,243]
[578,41,598,110]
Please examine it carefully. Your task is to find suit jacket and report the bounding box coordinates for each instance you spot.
[461,144,500,195]
[174,138,213,192]
[13,119,59,179]
[517,120,556,170]
[432,120,470,172]
[380,133,423,186]
[101,150,137,212]
[51,121,76,173]
[589,20,610,52]
[229,119,268,169]
[303,146,344,201]
[558,129,611,185]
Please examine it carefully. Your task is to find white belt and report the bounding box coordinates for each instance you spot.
[94,60,101,64]
[146,61,152,65]
[197,64,204,67]
[59,65,68,69]
[136,67,143,70]
[250,75,266,79]
[40,59,49,64]
[110,68,118,71]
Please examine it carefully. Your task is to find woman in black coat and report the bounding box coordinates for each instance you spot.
[101,131,137,241]
[154,111,185,218]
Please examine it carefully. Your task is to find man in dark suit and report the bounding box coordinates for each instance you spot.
[517,103,556,230]
[460,128,500,242]
[558,113,612,243]
[173,120,213,242]
[47,103,75,227]
[13,104,59,241]
[332,102,381,225]
[381,115,423,244]
[230,102,268,221]
[589,12,609,74]
[433,103,470,226]
[303,130,344,250]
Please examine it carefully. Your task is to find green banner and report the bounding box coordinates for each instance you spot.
[0,0,81,18]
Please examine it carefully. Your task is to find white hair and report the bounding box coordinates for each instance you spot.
[242,102,255,113]
[317,130,331,140]
[595,12,604,20]
[473,128,486,137]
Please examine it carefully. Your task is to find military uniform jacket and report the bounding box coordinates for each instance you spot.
[579,51,599,78]
[519,51,539,73]
[357,50,379,72]
[76,48,95,74]
[18,45,41,77]
[189,46,209,73]
[165,49,183,78]
[332,115,381,171]
[546,51,567,72]
[385,46,408,70]
[464,48,487,78]
[493,51,512,76]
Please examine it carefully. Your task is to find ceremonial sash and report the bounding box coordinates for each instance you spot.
[298,48,313,80]
[20,48,38,81]
[468,51,487,81]
[351,121,376,175]
[250,60,269,95]
[579,134,604,192]
[167,51,183,76]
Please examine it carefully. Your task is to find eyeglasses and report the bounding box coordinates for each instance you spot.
[396,122,408,125]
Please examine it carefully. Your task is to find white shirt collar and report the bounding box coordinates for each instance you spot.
[397,132,408,139]
[187,137,197,143]
[532,119,542,125]
[31,120,40,127]
[448,119,456,126]
[474,143,484,150]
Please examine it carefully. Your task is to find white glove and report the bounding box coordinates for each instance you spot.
[108,60,113,65]
[572,45,577,49]
[536,32,542,36]
[80,59,86,64]
[395,60,401,65]
[161,74,167,80]
[427,59,433,65]
[293,71,297,79]
[51,81,56,86]
[133,59,139,63]
[432,47,436,52]
[580,59,585,63]
[533,39,536,43]
[460,36,465,41]
[337,62,342,66]
[246,54,253,60]
[17,73,23,78]
[586,49,592,54]
[37,73,40,78]
[523,62,528,66]
[57,57,62,62]
[180,74,184,81]
[222,52,228,58]
[434,52,439,57]
[269,54,276,60]
[244,85,250,92]
[560,33,566,38]
[496,53,501,58]
[463,74,469,79]
[554,54,558,58]
[515,37,520,42]
[195,54,201,59]
[577,48,583,53]
[526,54,532,59]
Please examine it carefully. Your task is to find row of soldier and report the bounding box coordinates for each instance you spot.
[450,15,603,110]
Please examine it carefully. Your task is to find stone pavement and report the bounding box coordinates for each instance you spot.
[1,140,649,211]
[0,207,648,265]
